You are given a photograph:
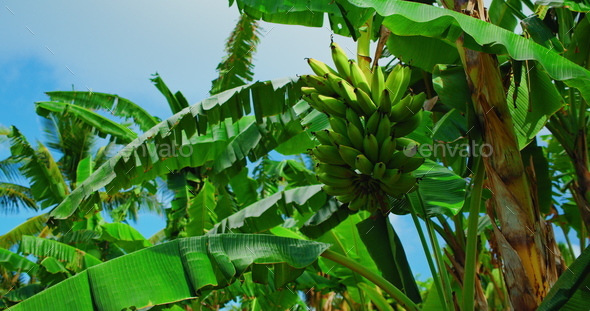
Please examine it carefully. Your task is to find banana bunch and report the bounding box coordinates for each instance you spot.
[303,42,426,214]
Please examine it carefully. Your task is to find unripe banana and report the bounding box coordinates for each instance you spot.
[348,192,368,211]
[317,163,357,179]
[313,129,332,145]
[311,145,346,165]
[329,117,349,137]
[355,154,374,175]
[372,162,387,180]
[301,75,337,96]
[391,93,425,122]
[317,172,355,187]
[354,87,378,116]
[330,42,352,80]
[336,80,363,115]
[371,66,385,105]
[365,111,381,136]
[386,151,412,169]
[399,156,425,173]
[337,192,356,204]
[378,135,397,164]
[384,64,411,106]
[375,114,392,145]
[379,173,417,198]
[325,72,346,96]
[312,93,347,118]
[392,111,422,137]
[345,108,364,135]
[301,87,317,95]
[327,130,353,147]
[379,89,392,115]
[395,137,420,151]
[302,94,321,111]
[338,145,363,168]
[363,134,380,163]
[349,60,371,95]
[307,58,338,77]
[380,168,401,184]
[389,93,412,121]
[323,184,355,196]
[346,121,365,151]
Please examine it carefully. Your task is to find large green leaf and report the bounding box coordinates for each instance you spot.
[0,214,49,249]
[35,102,137,144]
[209,185,327,234]
[410,160,466,216]
[0,248,38,273]
[45,91,159,132]
[357,214,422,303]
[49,78,306,219]
[538,246,590,310]
[186,180,216,237]
[18,236,102,273]
[100,223,152,253]
[349,0,590,103]
[9,234,329,311]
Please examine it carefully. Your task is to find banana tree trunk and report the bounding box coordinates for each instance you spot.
[451,1,560,308]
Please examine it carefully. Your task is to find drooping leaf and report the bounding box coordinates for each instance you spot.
[18,236,102,273]
[35,101,138,144]
[209,185,327,234]
[0,214,49,249]
[45,91,159,132]
[410,160,466,216]
[0,248,38,273]
[8,234,329,311]
[101,223,152,253]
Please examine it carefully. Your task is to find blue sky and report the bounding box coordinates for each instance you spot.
[1,0,579,291]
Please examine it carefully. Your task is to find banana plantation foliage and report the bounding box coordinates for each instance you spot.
[2,0,590,310]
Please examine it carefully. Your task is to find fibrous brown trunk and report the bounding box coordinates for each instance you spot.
[450,0,561,308]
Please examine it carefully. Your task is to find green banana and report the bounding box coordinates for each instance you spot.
[386,151,412,169]
[363,134,380,163]
[311,145,346,165]
[301,87,316,95]
[317,163,357,179]
[379,173,417,198]
[317,172,355,187]
[375,113,392,145]
[312,93,347,118]
[372,162,387,180]
[346,121,365,151]
[307,58,338,76]
[380,168,401,184]
[378,135,396,164]
[354,87,378,116]
[399,156,425,172]
[390,93,425,122]
[349,60,371,95]
[371,66,385,105]
[329,117,349,137]
[313,129,332,145]
[327,130,353,147]
[355,154,374,175]
[395,137,420,151]
[384,64,411,106]
[379,88,392,115]
[302,94,321,111]
[348,192,368,211]
[323,184,355,196]
[365,111,381,136]
[337,192,357,203]
[338,80,364,116]
[301,75,336,96]
[338,145,363,168]
[392,111,422,137]
[345,108,364,134]
[330,42,352,80]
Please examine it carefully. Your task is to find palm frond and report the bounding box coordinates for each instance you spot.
[0,182,37,214]
[210,14,261,95]
[0,214,49,249]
